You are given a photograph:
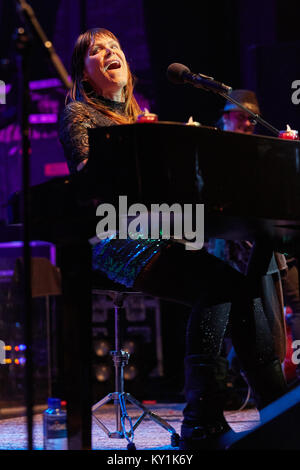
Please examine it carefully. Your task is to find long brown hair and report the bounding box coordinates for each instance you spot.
[68,28,141,124]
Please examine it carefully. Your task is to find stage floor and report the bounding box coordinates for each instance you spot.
[0,403,260,450]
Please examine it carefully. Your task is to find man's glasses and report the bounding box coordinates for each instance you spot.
[226,111,257,125]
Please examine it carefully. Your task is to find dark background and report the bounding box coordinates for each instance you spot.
[0,0,300,403]
[0,0,300,128]
[1,0,299,218]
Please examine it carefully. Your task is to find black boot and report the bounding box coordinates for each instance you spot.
[180,355,231,450]
[242,358,287,410]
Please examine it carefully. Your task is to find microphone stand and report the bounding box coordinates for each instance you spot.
[16,0,72,89]
[13,0,72,450]
[14,23,33,452]
[218,90,280,136]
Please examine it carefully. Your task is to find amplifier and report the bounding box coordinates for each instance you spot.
[91,291,164,401]
[0,240,57,405]
[0,240,56,279]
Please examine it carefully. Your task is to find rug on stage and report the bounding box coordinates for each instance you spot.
[0,403,260,450]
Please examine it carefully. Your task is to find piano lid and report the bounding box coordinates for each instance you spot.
[7,122,300,249]
[87,122,300,220]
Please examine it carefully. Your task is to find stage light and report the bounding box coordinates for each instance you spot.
[93,338,110,357]
[123,339,136,355]
[19,344,26,351]
[94,364,111,382]
[124,364,138,381]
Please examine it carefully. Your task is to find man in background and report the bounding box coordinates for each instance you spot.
[215,90,300,408]
[220,89,259,134]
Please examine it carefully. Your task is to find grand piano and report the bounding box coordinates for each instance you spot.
[9,122,300,247]
[7,122,300,449]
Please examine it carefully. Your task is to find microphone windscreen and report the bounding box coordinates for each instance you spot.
[166,63,190,84]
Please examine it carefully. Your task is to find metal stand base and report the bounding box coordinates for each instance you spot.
[92,391,179,448]
[91,291,180,449]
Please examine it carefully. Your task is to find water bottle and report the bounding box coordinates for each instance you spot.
[43,398,68,450]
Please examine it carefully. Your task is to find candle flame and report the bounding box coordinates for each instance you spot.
[186,116,201,127]
[287,124,292,131]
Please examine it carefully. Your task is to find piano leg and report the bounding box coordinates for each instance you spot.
[58,242,92,450]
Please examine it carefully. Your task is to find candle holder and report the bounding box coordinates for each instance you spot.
[137,108,158,123]
[278,126,299,140]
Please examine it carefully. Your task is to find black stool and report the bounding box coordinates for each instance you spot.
[91,287,180,449]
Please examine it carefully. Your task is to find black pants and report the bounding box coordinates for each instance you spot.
[282,259,300,375]
[134,242,278,370]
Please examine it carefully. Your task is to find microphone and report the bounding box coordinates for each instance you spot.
[167,63,232,94]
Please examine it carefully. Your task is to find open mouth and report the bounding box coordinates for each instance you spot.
[105,60,121,71]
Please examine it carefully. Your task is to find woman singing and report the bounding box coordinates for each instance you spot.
[59,28,287,450]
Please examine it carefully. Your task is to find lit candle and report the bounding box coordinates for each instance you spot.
[137,108,158,123]
[186,116,201,126]
[278,124,299,140]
